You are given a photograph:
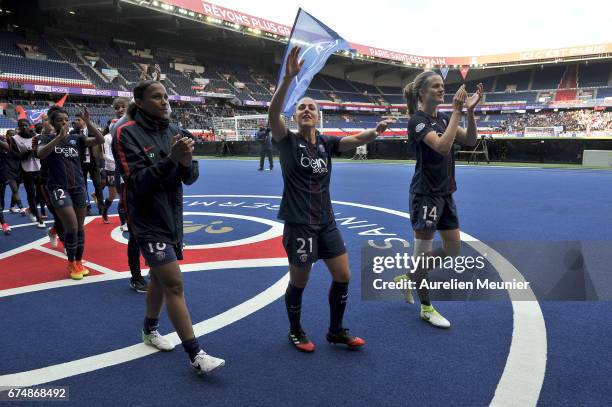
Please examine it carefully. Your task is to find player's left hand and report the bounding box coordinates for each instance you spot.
[466,83,483,112]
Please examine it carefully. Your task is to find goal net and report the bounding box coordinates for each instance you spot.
[523,126,561,137]
[212,112,324,141]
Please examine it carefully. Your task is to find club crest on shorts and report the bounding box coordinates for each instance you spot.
[156,250,166,261]
[415,123,426,133]
[58,200,64,206]
[299,253,309,263]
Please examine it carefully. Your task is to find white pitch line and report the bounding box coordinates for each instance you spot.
[0,257,288,298]
[0,270,289,387]
[0,196,546,407]
[33,246,115,275]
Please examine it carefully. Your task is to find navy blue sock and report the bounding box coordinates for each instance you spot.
[64,231,77,262]
[118,205,126,225]
[181,337,201,362]
[329,281,349,334]
[143,317,159,334]
[285,283,304,333]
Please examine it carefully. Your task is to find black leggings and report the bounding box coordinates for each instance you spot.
[81,162,103,211]
[22,171,43,223]
[0,181,5,224]
[7,179,22,209]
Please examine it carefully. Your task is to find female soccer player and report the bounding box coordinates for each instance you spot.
[0,133,11,234]
[12,118,46,229]
[37,106,105,280]
[113,80,224,374]
[268,46,392,352]
[3,130,24,214]
[36,113,64,247]
[397,71,482,328]
[108,98,147,293]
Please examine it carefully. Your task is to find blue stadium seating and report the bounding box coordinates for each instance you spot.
[485,91,537,103]
[0,55,88,83]
[495,70,531,91]
[596,87,612,98]
[532,65,565,90]
[322,75,357,92]
[579,63,610,88]
[310,75,333,90]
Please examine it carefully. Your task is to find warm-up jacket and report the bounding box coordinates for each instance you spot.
[112,110,199,245]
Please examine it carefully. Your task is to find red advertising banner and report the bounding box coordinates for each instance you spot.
[165,0,292,36]
[160,1,612,66]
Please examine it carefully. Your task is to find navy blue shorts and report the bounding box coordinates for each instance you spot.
[103,170,121,188]
[410,193,459,232]
[49,186,88,209]
[139,241,184,268]
[282,221,346,266]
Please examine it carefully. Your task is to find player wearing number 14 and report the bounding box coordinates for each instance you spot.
[399,71,483,328]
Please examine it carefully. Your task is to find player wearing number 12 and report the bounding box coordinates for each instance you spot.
[396,71,483,328]
[269,46,394,352]
[37,105,105,280]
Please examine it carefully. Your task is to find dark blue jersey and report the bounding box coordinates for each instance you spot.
[408,111,456,195]
[37,133,87,188]
[274,130,341,225]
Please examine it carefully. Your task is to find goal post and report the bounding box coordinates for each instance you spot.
[523,126,561,137]
[212,111,324,140]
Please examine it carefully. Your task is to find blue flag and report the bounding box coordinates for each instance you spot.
[27,109,48,124]
[276,8,352,116]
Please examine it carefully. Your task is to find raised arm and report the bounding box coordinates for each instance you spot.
[456,83,483,147]
[81,107,105,147]
[37,125,70,159]
[338,119,395,152]
[268,46,304,142]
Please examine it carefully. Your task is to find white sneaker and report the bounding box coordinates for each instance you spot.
[190,350,225,374]
[420,305,451,328]
[9,206,19,213]
[48,229,58,248]
[394,274,415,304]
[142,330,175,351]
[37,222,46,229]
[120,223,128,232]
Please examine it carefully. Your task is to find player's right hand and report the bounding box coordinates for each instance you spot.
[453,85,467,112]
[56,124,70,141]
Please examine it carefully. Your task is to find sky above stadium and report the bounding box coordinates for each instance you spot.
[208,0,611,56]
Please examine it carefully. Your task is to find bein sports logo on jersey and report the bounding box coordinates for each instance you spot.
[54,145,79,158]
[300,154,328,174]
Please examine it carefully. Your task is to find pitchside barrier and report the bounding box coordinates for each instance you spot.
[582,150,612,167]
[194,138,612,164]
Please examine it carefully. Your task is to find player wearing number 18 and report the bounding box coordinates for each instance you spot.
[37,105,105,280]
[395,71,483,328]
[269,46,394,352]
